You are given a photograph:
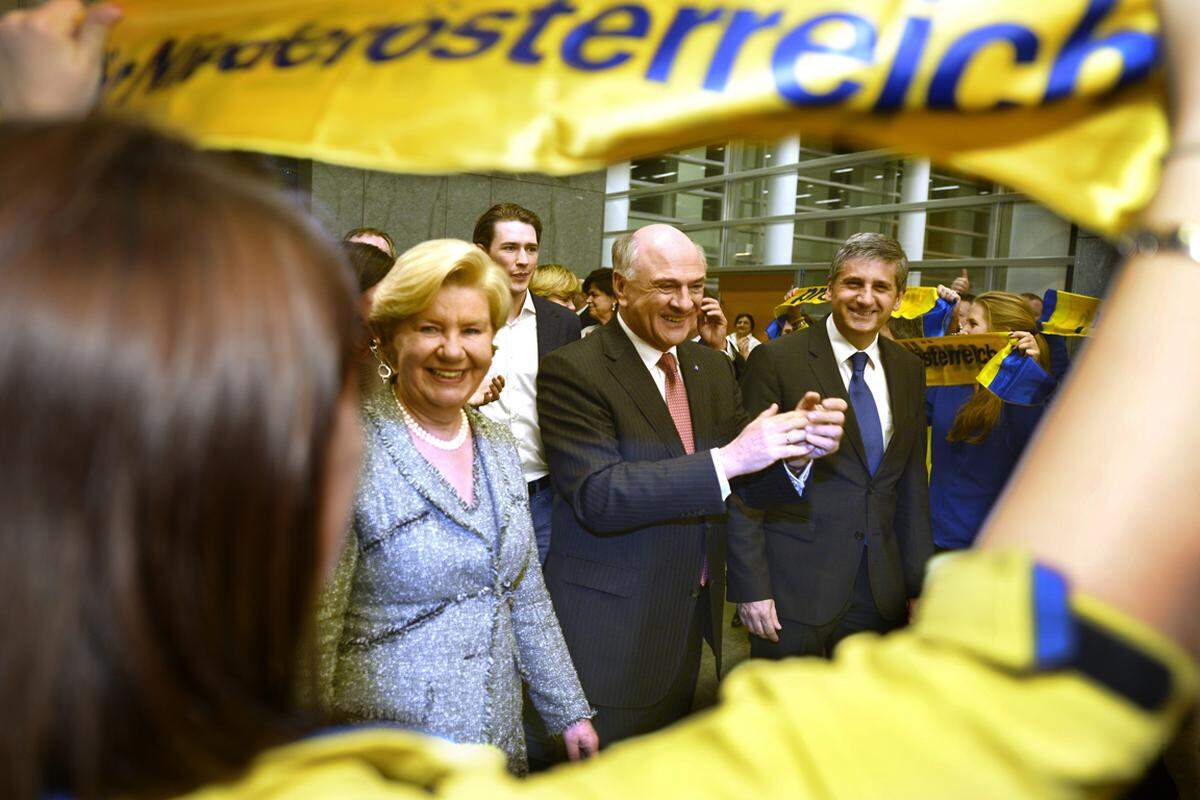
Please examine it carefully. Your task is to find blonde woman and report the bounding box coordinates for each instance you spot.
[319,239,598,774]
[928,290,1056,550]
[529,263,581,310]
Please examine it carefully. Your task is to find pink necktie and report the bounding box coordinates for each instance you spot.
[657,352,695,454]
[657,352,706,586]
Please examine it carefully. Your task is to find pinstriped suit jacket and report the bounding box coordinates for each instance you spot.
[536,319,793,708]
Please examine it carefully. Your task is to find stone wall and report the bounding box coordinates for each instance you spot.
[310,166,607,275]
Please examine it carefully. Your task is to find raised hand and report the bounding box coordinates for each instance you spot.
[469,375,505,407]
[1010,331,1040,359]
[696,296,728,350]
[0,0,122,120]
[719,404,814,478]
[949,268,970,295]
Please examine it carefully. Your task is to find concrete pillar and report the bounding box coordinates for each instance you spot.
[899,157,930,285]
[1071,230,1120,298]
[763,136,800,268]
[601,161,630,268]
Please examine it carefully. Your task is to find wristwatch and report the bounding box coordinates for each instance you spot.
[1117,221,1200,262]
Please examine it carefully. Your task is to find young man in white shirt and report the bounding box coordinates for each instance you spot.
[472,203,581,564]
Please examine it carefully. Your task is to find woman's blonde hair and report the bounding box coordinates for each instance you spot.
[947,291,1051,444]
[530,263,581,303]
[369,239,511,339]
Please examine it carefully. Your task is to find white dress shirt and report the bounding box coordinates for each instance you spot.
[826,313,894,449]
[480,291,547,482]
[726,332,762,357]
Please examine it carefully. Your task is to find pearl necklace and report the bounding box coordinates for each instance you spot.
[391,388,469,451]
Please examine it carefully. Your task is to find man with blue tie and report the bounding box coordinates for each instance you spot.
[728,232,934,659]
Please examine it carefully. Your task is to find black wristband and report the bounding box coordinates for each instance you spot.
[1117,222,1200,262]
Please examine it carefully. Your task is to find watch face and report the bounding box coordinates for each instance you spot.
[1120,224,1200,262]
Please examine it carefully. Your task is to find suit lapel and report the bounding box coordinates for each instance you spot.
[600,321,687,457]
[531,292,551,364]
[677,342,712,452]
[877,337,910,470]
[807,321,868,471]
[363,387,489,541]
[471,408,525,550]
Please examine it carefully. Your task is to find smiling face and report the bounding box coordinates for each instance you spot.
[827,257,902,349]
[614,226,706,352]
[485,220,539,297]
[734,315,752,336]
[389,285,494,423]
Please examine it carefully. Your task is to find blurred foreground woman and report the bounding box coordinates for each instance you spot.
[0,118,364,798]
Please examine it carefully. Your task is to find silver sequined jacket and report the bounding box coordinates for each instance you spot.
[317,389,592,774]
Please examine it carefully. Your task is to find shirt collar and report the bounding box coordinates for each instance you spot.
[509,290,537,324]
[617,311,678,372]
[826,313,882,369]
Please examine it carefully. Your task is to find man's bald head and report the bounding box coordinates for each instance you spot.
[610,224,708,351]
[612,223,706,279]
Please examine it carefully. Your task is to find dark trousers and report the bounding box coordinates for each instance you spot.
[750,549,901,660]
[526,586,710,770]
[528,482,554,566]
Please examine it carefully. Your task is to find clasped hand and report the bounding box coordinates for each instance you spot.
[721,392,846,478]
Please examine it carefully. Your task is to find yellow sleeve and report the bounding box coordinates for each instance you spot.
[194,549,1195,799]
[462,549,1195,799]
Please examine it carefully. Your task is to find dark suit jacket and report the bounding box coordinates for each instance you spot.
[536,320,793,708]
[726,319,933,627]
[532,293,582,362]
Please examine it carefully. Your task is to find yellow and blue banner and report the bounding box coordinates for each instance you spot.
[920,297,956,337]
[100,0,1163,235]
[900,333,1056,403]
[772,286,829,319]
[1039,289,1101,336]
[976,342,1056,404]
[893,286,938,320]
[897,334,1009,387]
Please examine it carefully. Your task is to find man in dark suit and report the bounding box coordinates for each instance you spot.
[536,224,846,747]
[729,232,933,659]
[472,203,581,564]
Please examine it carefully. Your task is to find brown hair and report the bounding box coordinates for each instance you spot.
[343,226,396,258]
[582,266,615,296]
[947,292,1051,444]
[342,240,394,293]
[471,202,542,250]
[0,119,359,799]
[827,232,909,289]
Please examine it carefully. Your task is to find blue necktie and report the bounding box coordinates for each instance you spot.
[848,351,884,475]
